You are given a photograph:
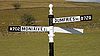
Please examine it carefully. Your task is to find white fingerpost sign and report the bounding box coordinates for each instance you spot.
[53,15,92,23]
[8,3,92,56]
[21,26,49,32]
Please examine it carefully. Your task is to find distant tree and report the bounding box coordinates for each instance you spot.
[21,14,35,26]
[13,2,21,9]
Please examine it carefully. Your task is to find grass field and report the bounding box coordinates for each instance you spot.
[0,1,100,56]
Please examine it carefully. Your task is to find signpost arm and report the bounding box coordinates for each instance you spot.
[48,4,55,56]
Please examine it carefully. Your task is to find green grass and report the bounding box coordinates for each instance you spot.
[55,32,100,56]
[0,1,100,56]
[0,7,100,26]
[0,33,48,56]
[0,32,100,56]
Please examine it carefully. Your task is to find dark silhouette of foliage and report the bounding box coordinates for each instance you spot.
[13,2,21,9]
[21,14,35,26]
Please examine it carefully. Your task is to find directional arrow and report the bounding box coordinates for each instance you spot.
[53,15,92,23]
[7,3,93,56]
[54,27,83,34]
[8,26,83,34]
[8,26,49,32]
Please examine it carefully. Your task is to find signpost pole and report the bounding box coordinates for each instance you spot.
[8,2,92,56]
[48,4,54,56]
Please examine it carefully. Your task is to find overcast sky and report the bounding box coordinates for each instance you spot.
[66,0,100,2]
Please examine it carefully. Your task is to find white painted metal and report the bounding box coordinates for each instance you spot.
[53,16,81,23]
[48,26,55,42]
[21,26,49,32]
[54,27,83,34]
[8,2,86,56]
[49,4,53,15]
[48,4,55,42]
[19,26,84,34]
